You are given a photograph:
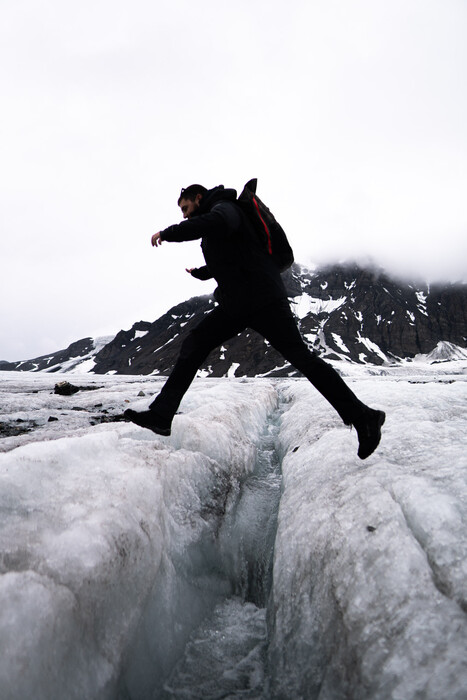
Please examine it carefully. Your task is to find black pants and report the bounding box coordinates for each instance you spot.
[150,299,366,425]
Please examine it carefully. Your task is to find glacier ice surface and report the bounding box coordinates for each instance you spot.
[0,361,466,699]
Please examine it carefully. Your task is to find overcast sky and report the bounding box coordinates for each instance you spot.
[1,0,466,361]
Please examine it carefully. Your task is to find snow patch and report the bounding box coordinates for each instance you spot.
[332,333,350,353]
[227,362,240,378]
[357,333,388,362]
[291,294,346,319]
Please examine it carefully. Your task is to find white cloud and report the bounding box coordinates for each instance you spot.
[1,0,466,360]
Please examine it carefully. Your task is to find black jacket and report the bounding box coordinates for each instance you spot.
[160,186,287,316]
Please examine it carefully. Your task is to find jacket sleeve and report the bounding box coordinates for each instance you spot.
[190,265,213,281]
[160,202,242,243]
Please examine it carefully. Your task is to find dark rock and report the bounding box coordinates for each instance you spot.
[90,413,127,425]
[0,422,34,438]
[53,382,102,395]
[54,382,80,396]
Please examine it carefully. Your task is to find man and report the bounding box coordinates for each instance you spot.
[124,183,385,459]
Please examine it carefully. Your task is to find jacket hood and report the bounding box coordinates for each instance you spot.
[195,185,237,216]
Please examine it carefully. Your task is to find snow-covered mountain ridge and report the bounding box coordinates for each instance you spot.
[2,263,467,375]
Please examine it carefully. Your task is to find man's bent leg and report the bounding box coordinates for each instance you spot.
[251,301,368,424]
[251,301,385,458]
[147,306,245,422]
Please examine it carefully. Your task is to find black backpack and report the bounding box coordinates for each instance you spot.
[237,179,294,273]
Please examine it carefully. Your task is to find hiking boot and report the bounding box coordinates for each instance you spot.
[123,408,172,436]
[354,409,386,460]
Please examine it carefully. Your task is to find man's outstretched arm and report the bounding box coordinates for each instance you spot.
[152,202,242,246]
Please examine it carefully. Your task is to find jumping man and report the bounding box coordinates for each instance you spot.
[124,183,385,459]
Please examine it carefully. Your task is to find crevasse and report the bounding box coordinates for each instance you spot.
[121,389,284,700]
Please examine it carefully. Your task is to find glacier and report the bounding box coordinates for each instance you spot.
[0,362,466,699]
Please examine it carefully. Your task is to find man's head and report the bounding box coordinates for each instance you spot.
[178,184,207,219]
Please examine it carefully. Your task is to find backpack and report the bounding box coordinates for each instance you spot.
[237,179,294,273]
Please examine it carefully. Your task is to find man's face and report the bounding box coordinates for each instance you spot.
[179,195,202,219]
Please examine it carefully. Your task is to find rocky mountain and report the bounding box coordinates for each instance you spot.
[2,263,467,377]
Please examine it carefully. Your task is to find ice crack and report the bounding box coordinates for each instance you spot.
[153,400,284,699]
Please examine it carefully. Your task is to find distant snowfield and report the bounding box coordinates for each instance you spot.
[0,361,466,699]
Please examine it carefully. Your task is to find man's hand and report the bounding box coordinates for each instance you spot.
[151,232,163,247]
[186,268,195,274]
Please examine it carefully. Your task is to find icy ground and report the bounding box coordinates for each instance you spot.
[0,360,466,700]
